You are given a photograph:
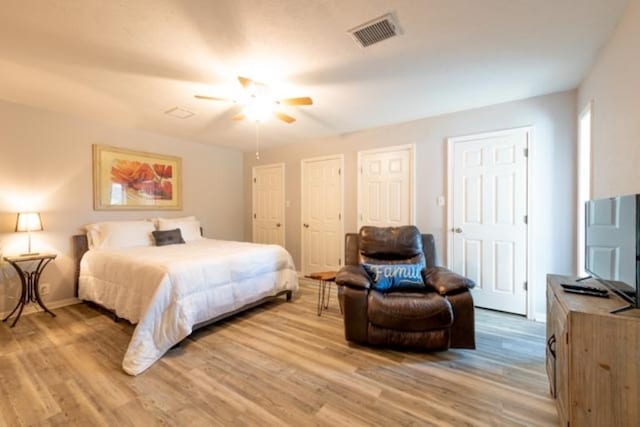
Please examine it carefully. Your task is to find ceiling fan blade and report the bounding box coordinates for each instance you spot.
[194,95,231,102]
[278,97,313,106]
[238,76,254,89]
[275,111,296,124]
[232,113,246,121]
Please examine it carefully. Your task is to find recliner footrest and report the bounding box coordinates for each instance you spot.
[367,324,450,350]
[367,291,453,331]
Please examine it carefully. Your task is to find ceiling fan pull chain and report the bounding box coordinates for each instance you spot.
[255,121,260,160]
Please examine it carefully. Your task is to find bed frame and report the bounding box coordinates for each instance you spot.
[72,234,293,332]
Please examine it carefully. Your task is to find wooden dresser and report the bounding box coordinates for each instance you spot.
[546,274,640,426]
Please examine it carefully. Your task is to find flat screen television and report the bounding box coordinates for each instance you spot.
[585,194,640,311]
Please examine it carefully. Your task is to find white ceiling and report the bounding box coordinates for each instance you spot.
[0,0,628,151]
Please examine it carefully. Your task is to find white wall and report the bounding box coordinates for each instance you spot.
[579,0,640,198]
[245,90,577,320]
[0,100,244,313]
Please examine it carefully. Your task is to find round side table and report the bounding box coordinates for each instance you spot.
[305,271,338,316]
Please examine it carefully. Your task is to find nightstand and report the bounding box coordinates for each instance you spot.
[2,253,57,327]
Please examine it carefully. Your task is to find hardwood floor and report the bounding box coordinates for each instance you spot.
[0,281,558,426]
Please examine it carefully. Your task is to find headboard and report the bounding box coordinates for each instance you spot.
[72,234,89,297]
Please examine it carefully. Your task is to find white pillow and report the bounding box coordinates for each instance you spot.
[86,224,102,249]
[157,217,202,242]
[149,216,195,229]
[85,220,155,249]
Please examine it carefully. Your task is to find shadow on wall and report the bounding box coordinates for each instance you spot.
[0,212,17,234]
[0,237,20,314]
[0,213,23,298]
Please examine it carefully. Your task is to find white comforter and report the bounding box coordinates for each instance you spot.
[78,239,298,375]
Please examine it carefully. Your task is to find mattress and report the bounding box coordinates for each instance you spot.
[79,239,298,375]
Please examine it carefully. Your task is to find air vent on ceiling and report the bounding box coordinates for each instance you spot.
[164,107,195,119]
[348,13,401,48]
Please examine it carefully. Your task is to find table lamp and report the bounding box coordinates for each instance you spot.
[15,212,43,255]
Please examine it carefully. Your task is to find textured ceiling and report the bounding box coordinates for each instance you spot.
[0,0,628,151]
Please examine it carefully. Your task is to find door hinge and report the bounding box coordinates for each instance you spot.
[338,258,342,266]
[253,213,256,219]
[565,332,569,345]
[338,213,342,220]
[338,168,341,176]
[360,167,363,174]
[524,281,528,291]
[253,178,257,183]
[524,215,528,224]
[524,148,529,157]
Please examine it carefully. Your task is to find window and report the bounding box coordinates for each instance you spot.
[577,102,592,275]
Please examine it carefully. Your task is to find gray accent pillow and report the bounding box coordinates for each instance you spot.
[152,228,185,246]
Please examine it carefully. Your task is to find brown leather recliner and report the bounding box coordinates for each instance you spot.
[336,226,476,350]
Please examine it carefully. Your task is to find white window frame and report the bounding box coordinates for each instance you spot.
[577,102,593,276]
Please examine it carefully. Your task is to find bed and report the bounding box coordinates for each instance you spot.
[73,219,298,376]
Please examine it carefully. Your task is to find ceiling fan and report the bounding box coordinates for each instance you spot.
[195,76,313,124]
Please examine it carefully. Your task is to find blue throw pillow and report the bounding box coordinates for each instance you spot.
[362,263,426,292]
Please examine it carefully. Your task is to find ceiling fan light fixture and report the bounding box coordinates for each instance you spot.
[244,96,274,122]
[194,75,312,124]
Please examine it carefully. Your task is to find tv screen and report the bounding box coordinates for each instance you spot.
[585,194,639,308]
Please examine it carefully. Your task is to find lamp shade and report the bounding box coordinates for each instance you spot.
[15,212,43,232]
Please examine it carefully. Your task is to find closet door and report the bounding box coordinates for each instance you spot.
[357,144,414,228]
[448,128,529,315]
[301,155,344,274]
[252,164,285,246]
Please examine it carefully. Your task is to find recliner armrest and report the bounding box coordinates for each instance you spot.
[422,266,475,296]
[336,265,372,290]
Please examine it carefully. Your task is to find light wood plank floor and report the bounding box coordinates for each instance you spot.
[0,281,558,426]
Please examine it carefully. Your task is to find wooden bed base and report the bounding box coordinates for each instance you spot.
[72,234,293,340]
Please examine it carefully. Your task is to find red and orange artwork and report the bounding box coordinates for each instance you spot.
[110,160,173,200]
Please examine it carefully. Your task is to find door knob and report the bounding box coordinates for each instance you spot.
[453,227,463,234]
[303,223,309,228]
[276,223,281,227]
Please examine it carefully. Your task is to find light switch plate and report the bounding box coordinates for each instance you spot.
[437,196,446,207]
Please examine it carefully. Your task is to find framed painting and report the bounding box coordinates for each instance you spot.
[93,145,182,210]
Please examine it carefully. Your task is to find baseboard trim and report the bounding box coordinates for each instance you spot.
[1,297,80,319]
[534,312,547,323]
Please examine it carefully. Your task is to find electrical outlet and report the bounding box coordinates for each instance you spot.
[39,283,50,296]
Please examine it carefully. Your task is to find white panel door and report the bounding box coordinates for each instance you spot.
[301,156,343,274]
[252,164,285,246]
[585,196,635,284]
[450,129,528,315]
[358,145,414,228]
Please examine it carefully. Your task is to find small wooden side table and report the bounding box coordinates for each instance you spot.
[2,253,57,327]
[305,271,338,316]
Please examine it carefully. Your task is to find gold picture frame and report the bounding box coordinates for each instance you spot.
[93,145,182,210]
